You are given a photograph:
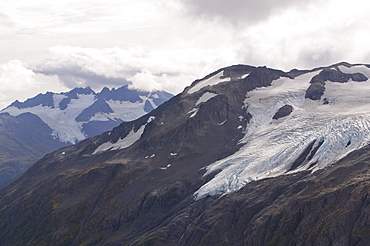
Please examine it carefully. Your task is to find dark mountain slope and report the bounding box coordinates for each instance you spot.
[0,113,65,188]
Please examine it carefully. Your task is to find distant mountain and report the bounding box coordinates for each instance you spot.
[0,86,173,188]
[1,62,370,245]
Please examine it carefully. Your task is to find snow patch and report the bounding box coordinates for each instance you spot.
[93,124,145,154]
[195,92,218,106]
[188,108,199,118]
[160,164,171,170]
[218,120,227,125]
[188,71,230,94]
[147,116,155,123]
[241,73,250,79]
[93,115,155,155]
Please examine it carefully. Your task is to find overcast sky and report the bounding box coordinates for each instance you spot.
[1,0,370,109]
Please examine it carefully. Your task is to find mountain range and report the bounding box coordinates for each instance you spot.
[0,86,173,188]
[1,62,370,245]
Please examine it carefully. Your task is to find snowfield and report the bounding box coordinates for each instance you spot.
[3,94,95,144]
[195,65,370,199]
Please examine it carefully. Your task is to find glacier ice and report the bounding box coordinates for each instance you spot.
[195,67,370,199]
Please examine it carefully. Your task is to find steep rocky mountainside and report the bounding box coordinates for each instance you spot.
[1,62,370,245]
[0,86,173,188]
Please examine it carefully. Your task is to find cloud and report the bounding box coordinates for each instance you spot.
[31,45,240,94]
[180,0,323,26]
[128,68,163,91]
[0,60,69,110]
[0,60,36,109]
[0,60,36,90]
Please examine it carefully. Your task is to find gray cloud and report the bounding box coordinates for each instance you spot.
[29,46,208,94]
[33,62,130,90]
[180,0,323,26]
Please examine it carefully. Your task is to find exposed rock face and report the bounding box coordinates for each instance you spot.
[305,82,325,100]
[1,63,370,246]
[273,104,293,120]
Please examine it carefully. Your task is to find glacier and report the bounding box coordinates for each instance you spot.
[195,65,370,199]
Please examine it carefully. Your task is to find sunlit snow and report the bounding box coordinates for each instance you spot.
[93,124,146,154]
[188,108,199,118]
[93,116,155,154]
[195,67,370,199]
[195,92,218,106]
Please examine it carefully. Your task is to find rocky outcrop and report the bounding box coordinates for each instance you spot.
[305,67,367,100]
[273,105,293,120]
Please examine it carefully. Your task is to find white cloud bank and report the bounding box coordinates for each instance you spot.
[0,60,36,109]
[30,45,239,95]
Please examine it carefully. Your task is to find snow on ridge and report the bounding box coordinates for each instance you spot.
[195,71,370,199]
[195,92,218,106]
[188,71,230,94]
[93,124,145,154]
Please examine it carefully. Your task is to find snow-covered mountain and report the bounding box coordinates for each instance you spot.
[0,86,173,188]
[1,86,173,144]
[1,62,370,245]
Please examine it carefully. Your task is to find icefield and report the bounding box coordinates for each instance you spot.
[195,65,370,199]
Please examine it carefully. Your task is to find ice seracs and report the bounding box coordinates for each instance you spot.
[195,66,370,199]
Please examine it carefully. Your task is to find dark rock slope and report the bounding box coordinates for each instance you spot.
[0,113,65,188]
[0,63,370,246]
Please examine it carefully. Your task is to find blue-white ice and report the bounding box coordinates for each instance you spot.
[195,65,370,199]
